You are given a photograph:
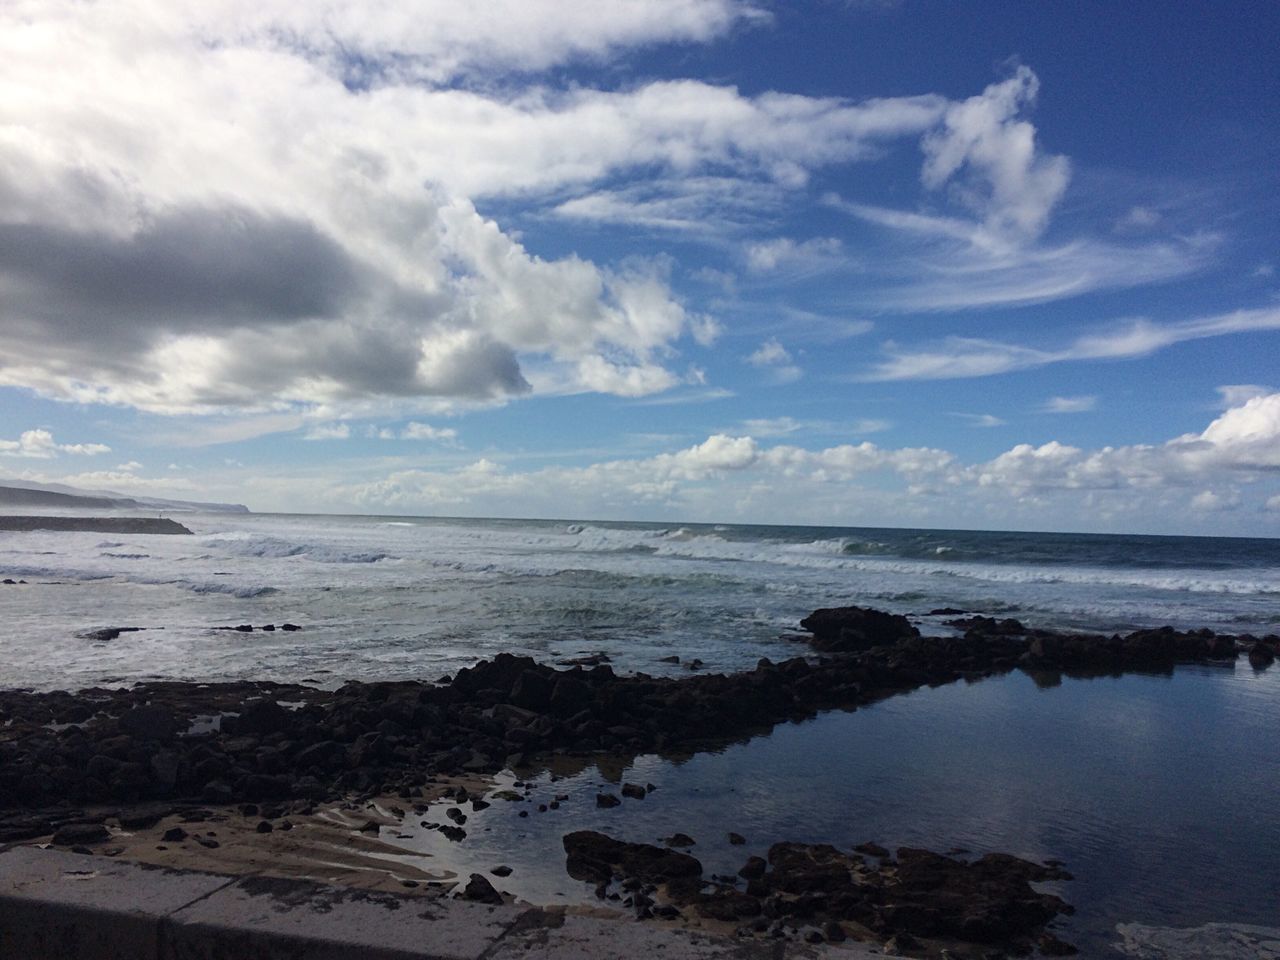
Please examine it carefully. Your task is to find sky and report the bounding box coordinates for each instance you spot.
[1,0,1279,534]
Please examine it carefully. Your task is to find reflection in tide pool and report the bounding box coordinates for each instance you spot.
[383,664,1280,957]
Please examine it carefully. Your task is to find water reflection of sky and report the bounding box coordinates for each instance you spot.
[382,664,1280,956]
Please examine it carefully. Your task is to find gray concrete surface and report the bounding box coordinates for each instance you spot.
[0,847,883,959]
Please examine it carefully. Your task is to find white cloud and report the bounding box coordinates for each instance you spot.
[3,5,1119,419]
[747,339,793,366]
[400,422,459,442]
[739,417,806,437]
[831,195,1215,311]
[139,392,1277,530]
[736,416,890,438]
[744,236,842,273]
[0,429,110,458]
[1190,489,1240,512]
[1043,395,1096,414]
[302,423,351,441]
[744,337,802,383]
[866,306,1280,380]
[1115,205,1161,232]
[1216,384,1273,409]
[950,413,1006,428]
[919,66,1070,241]
[1195,393,1280,466]
[10,4,848,413]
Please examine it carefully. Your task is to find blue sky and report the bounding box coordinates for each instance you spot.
[1,0,1278,533]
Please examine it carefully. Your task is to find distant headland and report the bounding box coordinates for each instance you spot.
[0,515,193,535]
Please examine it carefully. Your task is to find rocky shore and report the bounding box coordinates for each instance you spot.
[2,607,1274,956]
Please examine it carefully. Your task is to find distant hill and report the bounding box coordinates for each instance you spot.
[0,486,140,510]
[0,479,249,514]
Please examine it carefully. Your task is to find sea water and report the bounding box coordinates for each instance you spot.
[2,512,1278,955]
[0,511,1277,688]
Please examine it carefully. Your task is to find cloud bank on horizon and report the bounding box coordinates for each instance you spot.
[2,0,1278,533]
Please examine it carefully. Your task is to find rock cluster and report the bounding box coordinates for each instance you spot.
[565,830,1076,954]
[0,606,1269,831]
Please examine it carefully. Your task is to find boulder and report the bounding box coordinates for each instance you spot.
[799,607,919,652]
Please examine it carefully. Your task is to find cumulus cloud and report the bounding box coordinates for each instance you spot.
[0,429,110,458]
[2,3,1123,419]
[1195,393,1280,467]
[5,2,820,414]
[919,66,1069,241]
[333,393,1280,527]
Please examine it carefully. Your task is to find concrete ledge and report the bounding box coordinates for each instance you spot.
[0,848,874,959]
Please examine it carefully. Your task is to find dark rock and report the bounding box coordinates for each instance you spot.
[694,889,761,921]
[79,627,145,643]
[595,793,621,808]
[231,699,291,736]
[118,705,180,742]
[491,865,513,877]
[564,831,703,886]
[947,615,1026,636]
[739,856,767,880]
[620,783,646,800]
[281,623,302,631]
[853,842,890,858]
[161,826,188,842]
[461,873,503,905]
[117,805,173,830]
[1039,933,1079,955]
[51,823,110,846]
[799,606,919,652]
[727,832,746,845]
[663,833,695,848]
[255,820,273,833]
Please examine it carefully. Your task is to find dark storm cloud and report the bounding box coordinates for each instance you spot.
[0,204,368,345]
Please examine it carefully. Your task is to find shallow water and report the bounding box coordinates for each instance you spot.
[379,664,1280,957]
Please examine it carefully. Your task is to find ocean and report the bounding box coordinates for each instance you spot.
[3,511,1279,955]
[1,511,1277,689]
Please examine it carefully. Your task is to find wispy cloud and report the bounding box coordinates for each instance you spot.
[745,337,802,384]
[1043,395,1096,414]
[865,306,1280,381]
[949,413,1006,428]
[744,236,843,274]
[303,423,351,441]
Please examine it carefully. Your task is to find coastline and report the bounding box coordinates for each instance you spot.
[0,515,194,535]
[3,608,1275,957]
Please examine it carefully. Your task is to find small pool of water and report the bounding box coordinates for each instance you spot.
[379,663,1280,956]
